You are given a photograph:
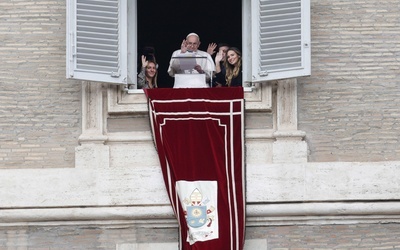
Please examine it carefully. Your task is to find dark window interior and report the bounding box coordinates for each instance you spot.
[137,0,242,88]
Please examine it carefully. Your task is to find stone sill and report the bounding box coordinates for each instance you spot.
[108,83,272,114]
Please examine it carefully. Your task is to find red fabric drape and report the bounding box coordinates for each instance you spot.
[145,88,245,250]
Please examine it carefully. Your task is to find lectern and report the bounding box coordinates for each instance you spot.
[170,55,209,88]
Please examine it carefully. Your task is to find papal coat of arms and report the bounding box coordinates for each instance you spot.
[184,188,215,229]
[176,181,219,245]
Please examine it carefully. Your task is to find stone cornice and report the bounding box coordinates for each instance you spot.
[2,202,400,227]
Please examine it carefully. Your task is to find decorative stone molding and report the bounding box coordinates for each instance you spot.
[276,79,299,131]
[3,202,400,227]
[243,83,272,111]
[108,85,148,114]
[273,78,308,163]
[85,79,307,162]
[79,82,107,144]
[117,239,267,250]
[107,83,272,114]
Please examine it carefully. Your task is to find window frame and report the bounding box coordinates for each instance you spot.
[67,0,310,86]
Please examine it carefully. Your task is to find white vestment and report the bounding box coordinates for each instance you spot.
[168,50,215,88]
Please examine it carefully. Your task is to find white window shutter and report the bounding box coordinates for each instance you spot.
[249,0,311,82]
[66,0,129,84]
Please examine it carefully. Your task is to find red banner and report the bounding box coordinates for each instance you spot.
[145,88,245,250]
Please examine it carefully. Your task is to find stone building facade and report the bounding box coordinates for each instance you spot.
[1,0,400,249]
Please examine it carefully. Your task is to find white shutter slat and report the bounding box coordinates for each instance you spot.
[76,0,120,75]
[259,0,302,72]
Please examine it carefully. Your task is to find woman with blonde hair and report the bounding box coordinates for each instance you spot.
[137,55,158,89]
[224,47,242,87]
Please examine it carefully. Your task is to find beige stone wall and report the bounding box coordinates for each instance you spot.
[298,0,400,162]
[0,0,81,169]
[1,0,399,168]
[0,0,400,248]
[1,223,400,249]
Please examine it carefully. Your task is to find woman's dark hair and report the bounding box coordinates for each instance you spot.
[218,43,230,49]
[142,46,156,62]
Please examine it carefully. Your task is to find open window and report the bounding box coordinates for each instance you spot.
[66,0,310,86]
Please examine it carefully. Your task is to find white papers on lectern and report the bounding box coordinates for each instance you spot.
[179,56,196,71]
[171,55,208,72]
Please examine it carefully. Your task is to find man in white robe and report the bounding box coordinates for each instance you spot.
[168,33,215,88]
